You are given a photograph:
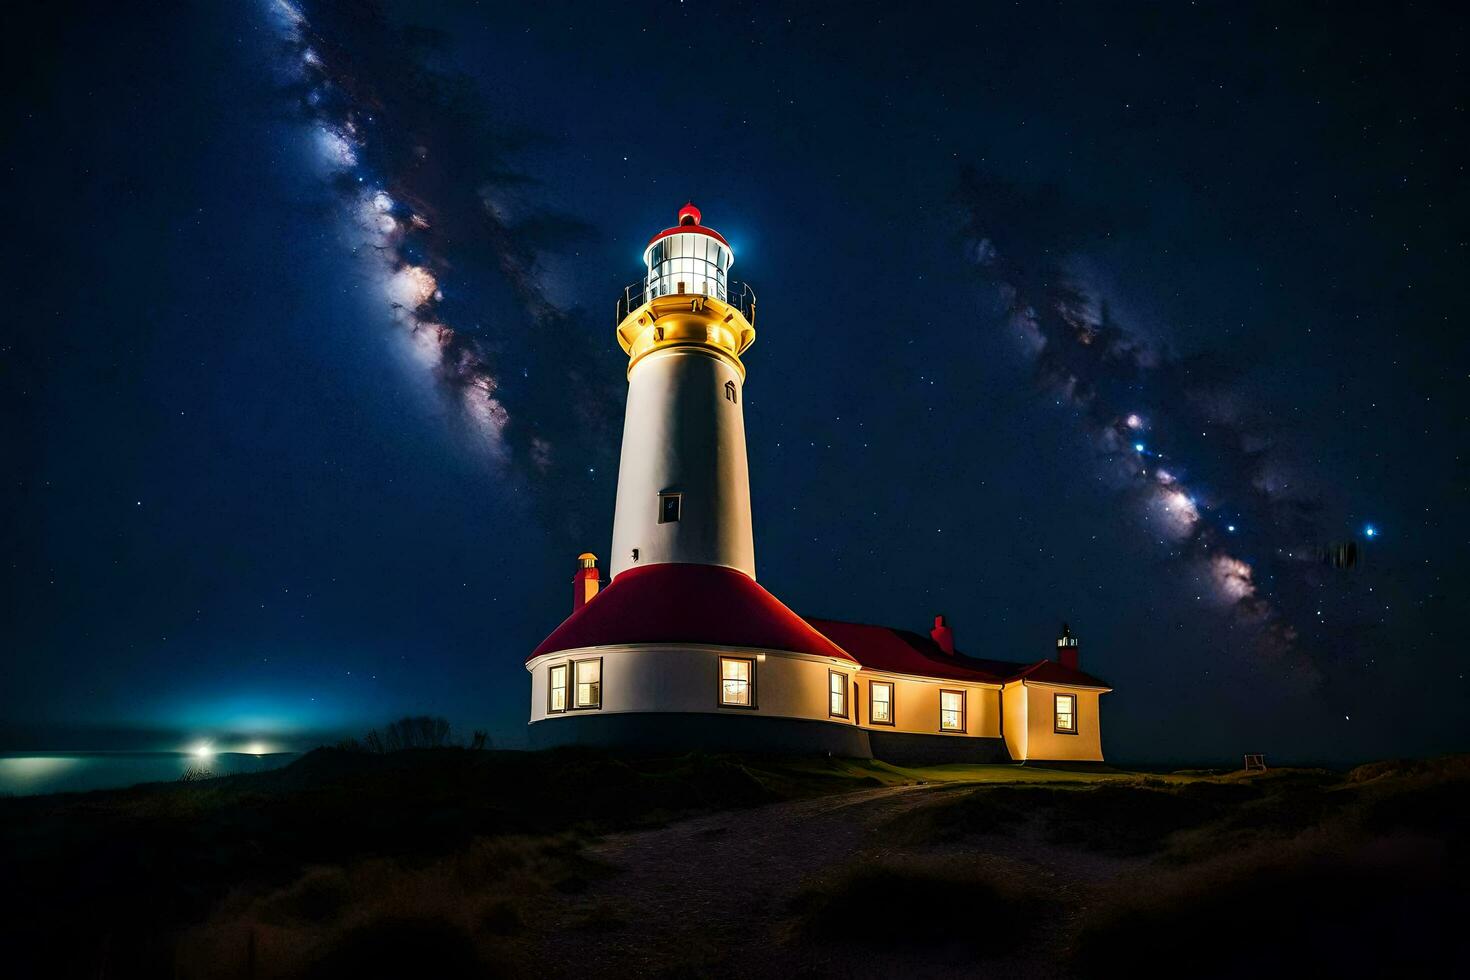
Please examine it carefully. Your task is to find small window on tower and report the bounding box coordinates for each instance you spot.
[724,380,737,404]
[658,492,682,524]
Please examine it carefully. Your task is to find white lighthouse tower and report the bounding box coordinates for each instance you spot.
[608,203,757,580]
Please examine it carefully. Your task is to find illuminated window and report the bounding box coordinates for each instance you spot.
[1055,693,1077,734]
[720,656,754,707]
[870,681,894,725]
[940,690,965,732]
[574,659,601,709]
[829,670,848,718]
[658,492,682,524]
[725,379,737,403]
[548,663,568,714]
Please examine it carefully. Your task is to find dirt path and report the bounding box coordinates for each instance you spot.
[521,785,1136,977]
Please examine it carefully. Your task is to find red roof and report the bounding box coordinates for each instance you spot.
[805,619,1002,683]
[804,618,1111,689]
[529,563,858,663]
[646,224,731,250]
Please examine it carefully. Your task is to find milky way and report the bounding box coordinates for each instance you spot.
[956,169,1376,686]
[264,0,620,544]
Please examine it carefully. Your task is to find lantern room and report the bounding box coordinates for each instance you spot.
[642,203,733,302]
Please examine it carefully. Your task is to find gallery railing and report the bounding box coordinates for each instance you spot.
[616,279,757,328]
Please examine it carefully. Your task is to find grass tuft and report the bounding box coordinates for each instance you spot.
[790,856,1049,952]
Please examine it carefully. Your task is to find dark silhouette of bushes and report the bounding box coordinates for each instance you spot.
[364,715,453,752]
[337,718,490,753]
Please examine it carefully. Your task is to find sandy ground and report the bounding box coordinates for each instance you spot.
[520,784,1139,978]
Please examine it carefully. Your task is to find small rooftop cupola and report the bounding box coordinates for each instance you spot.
[930,614,956,655]
[572,553,601,612]
[1056,622,1080,671]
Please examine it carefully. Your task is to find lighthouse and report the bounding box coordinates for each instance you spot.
[523,204,1112,763]
[608,203,757,580]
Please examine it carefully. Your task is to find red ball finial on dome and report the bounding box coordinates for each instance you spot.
[678,202,702,226]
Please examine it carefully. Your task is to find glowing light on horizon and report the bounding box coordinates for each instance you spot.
[191,742,214,759]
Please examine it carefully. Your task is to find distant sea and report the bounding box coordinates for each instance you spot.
[0,752,301,797]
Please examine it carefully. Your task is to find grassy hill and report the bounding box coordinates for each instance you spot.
[0,749,1464,977]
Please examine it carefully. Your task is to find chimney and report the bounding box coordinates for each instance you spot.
[1056,622,1080,671]
[573,553,601,612]
[930,615,955,655]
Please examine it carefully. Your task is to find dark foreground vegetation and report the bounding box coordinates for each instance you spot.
[1,749,1465,977]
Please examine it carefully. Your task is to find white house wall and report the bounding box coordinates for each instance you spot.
[529,648,1106,762]
[528,645,857,726]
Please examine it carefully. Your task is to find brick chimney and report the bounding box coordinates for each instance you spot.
[930,614,955,655]
[573,553,601,612]
[1056,622,1080,671]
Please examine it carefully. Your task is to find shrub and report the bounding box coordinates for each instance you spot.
[303,917,486,979]
[790,857,1048,953]
[363,716,453,753]
[1072,833,1464,976]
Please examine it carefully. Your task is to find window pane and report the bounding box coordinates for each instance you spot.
[871,683,892,723]
[1055,694,1076,731]
[720,659,751,706]
[940,691,963,731]
[575,660,600,707]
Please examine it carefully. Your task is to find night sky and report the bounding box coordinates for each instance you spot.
[6,1,1465,764]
